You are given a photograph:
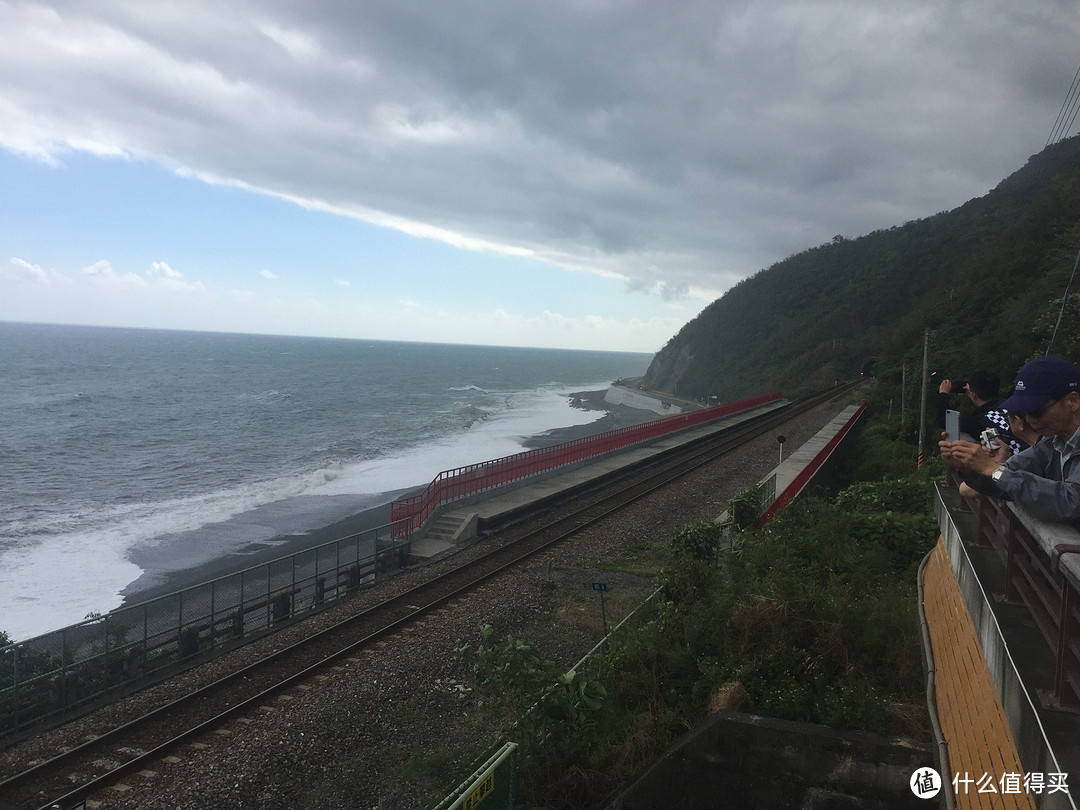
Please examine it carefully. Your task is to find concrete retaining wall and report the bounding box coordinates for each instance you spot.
[606,709,934,810]
[604,384,684,415]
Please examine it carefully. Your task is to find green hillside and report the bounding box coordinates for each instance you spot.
[645,135,1080,403]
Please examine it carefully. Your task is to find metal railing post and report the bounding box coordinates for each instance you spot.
[12,642,19,734]
[62,625,70,710]
[142,604,149,677]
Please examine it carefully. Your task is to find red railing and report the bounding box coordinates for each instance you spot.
[760,402,867,523]
[391,391,784,535]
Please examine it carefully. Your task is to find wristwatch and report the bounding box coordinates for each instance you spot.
[991,467,1006,482]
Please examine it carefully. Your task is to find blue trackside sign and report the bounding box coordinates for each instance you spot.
[591,582,607,592]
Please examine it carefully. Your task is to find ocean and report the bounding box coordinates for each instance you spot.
[0,322,651,642]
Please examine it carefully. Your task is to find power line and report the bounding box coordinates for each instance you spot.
[1047,62,1080,144]
[1047,62,1080,146]
[1046,247,1080,357]
[1064,94,1080,145]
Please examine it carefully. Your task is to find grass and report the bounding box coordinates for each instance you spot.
[594,540,667,578]
[553,588,649,637]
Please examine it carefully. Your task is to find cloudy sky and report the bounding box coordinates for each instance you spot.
[1,1,1077,353]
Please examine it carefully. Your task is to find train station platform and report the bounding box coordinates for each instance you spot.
[407,398,788,559]
[408,397,864,560]
[712,402,864,526]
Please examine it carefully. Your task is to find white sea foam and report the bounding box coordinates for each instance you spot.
[0,382,606,642]
[0,527,142,642]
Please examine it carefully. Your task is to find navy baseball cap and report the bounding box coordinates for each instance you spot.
[999,357,1080,415]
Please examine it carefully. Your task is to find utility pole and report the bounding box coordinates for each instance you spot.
[917,329,930,468]
[901,363,907,426]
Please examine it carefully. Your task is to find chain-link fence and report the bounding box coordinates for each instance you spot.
[0,518,410,741]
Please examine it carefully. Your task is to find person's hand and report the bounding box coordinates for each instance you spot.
[941,439,999,477]
[980,429,1011,463]
[987,440,1012,465]
[939,379,954,394]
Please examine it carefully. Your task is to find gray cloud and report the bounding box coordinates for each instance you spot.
[2,0,1077,299]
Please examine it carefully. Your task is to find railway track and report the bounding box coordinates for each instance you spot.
[0,382,861,810]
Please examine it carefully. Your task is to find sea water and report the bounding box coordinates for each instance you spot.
[0,323,651,641]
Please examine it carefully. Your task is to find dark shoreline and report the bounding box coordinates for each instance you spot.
[119,388,656,606]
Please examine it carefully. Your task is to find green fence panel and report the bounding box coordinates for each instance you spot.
[0,517,408,740]
[432,742,518,810]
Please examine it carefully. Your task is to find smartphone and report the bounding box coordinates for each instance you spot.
[945,409,960,442]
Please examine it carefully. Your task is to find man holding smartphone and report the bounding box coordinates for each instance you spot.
[937,370,1025,453]
[940,357,1080,525]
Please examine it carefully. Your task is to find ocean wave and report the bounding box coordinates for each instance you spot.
[16,389,103,410]
[448,384,489,393]
[237,389,294,402]
[6,380,611,548]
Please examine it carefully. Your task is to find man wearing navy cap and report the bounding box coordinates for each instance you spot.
[940,357,1080,525]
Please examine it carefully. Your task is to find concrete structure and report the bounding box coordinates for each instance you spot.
[603,382,687,415]
[606,710,934,809]
[922,536,1035,810]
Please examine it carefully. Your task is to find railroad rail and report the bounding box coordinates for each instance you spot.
[0,382,862,810]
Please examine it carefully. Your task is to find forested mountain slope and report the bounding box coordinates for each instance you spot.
[645,136,1080,401]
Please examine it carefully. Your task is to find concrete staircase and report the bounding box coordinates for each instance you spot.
[408,510,479,560]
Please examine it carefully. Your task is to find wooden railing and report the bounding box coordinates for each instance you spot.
[944,474,1080,711]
